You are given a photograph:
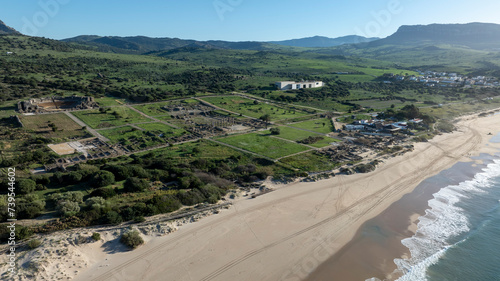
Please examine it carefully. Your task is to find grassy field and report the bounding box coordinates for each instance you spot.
[99,122,188,148]
[136,122,187,136]
[280,152,341,172]
[19,113,90,140]
[200,96,309,120]
[98,126,143,143]
[218,132,310,159]
[288,118,336,134]
[132,99,199,117]
[72,107,153,129]
[263,127,340,148]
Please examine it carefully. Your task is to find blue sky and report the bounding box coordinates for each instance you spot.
[2,0,500,41]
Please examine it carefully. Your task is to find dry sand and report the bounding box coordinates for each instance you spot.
[6,112,500,281]
[68,113,500,281]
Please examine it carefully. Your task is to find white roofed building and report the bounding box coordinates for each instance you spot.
[275,81,324,90]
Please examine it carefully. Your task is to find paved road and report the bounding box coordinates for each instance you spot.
[64,111,110,142]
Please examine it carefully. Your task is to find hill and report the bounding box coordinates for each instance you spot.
[63,35,279,54]
[268,35,378,48]
[368,22,500,50]
[0,20,20,35]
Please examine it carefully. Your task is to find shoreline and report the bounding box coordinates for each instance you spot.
[306,157,494,281]
[5,111,500,281]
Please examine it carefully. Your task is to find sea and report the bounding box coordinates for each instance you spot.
[393,150,500,281]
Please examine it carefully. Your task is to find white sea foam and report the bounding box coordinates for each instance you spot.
[394,159,500,281]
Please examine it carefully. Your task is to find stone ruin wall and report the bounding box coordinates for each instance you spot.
[17,96,98,113]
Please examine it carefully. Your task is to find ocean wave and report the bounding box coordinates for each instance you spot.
[394,159,500,281]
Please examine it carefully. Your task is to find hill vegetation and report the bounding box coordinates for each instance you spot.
[2,22,500,241]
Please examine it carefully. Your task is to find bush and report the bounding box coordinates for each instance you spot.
[134,216,146,223]
[15,226,33,240]
[270,127,280,135]
[90,187,117,199]
[150,195,182,213]
[65,171,83,184]
[50,191,84,203]
[28,239,42,249]
[56,200,80,217]
[17,199,46,219]
[105,211,123,225]
[177,189,205,206]
[91,232,101,241]
[17,179,36,195]
[91,171,115,187]
[120,230,144,249]
[103,165,132,181]
[124,177,149,193]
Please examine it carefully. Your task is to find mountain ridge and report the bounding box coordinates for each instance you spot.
[0,20,20,35]
[268,35,379,48]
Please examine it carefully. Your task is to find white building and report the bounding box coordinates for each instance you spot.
[275,81,324,90]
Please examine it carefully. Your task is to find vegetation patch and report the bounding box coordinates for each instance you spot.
[200,96,309,120]
[72,107,152,129]
[218,133,310,159]
[19,113,90,140]
[288,118,335,134]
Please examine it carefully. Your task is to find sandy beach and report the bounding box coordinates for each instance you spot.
[34,112,500,281]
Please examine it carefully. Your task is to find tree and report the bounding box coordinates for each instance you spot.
[270,127,280,135]
[17,179,36,195]
[91,171,115,187]
[259,114,271,129]
[124,177,149,193]
[90,187,116,199]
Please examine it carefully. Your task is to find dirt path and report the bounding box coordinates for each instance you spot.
[64,111,110,142]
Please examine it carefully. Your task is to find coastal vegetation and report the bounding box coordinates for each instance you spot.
[2,31,500,244]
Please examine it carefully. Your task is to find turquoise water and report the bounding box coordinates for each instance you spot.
[395,157,500,281]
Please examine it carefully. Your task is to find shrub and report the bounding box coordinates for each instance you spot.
[15,226,33,240]
[177,189,205,206]
[103,165,132,181]
[56,200,80,217]
[65,171,83,184]
[91,171,115,187]
[120,230,144,249]
[91,232,101,241]
[28,239,42,249]
[150,195,182,213]
[90,187,116,199]
[85,196,106,207]
[105,211,123,225]
[50,191,84,203]
[134,216,146,223]
[17,179,36,195]
[75,164,100,179]
[270,127,280,135]
[124,177,149,193]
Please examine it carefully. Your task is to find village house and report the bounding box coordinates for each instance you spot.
[275,81,324,90]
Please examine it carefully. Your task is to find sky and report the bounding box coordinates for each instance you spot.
[1,0,500,41]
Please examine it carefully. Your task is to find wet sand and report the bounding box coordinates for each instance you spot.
[306,157,496,281]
